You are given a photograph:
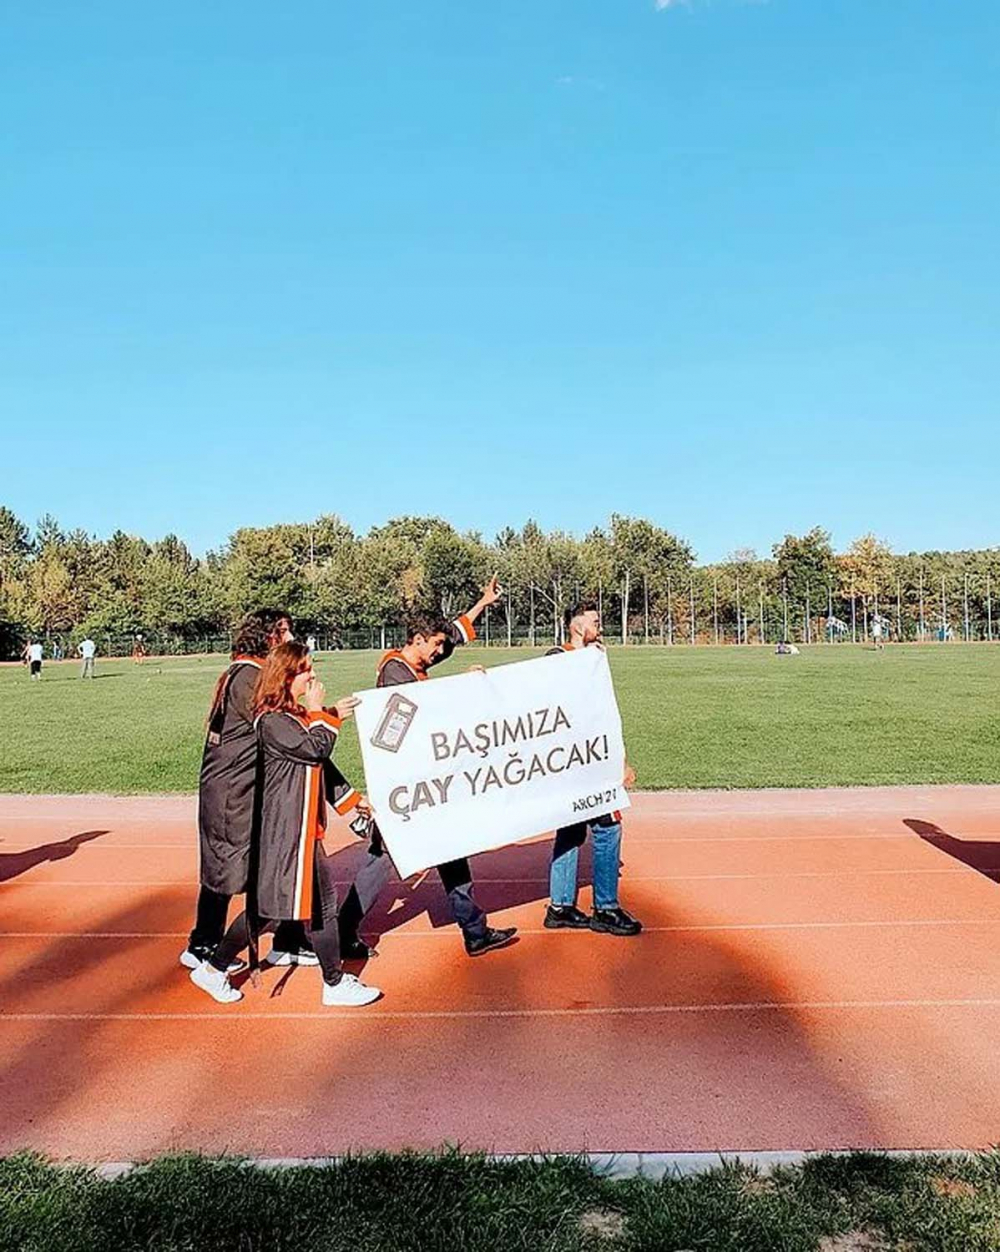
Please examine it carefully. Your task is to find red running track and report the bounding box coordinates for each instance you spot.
[1,788,999,1160]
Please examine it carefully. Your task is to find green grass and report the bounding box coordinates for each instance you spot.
[4,1150,1000,1252]
[2,645,999,794]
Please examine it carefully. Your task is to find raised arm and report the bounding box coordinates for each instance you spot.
[461,575,502,630]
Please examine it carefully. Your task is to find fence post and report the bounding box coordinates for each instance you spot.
[621,570,630,647]
[964,573,970,642]
[851,575,857,643]
[712,575,719,645]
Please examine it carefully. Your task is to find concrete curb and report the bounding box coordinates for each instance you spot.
[85,1149,981,1182]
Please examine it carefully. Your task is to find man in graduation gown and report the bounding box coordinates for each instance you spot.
[343,577,518,958]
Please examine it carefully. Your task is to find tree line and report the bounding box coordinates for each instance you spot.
[1,506,998,658]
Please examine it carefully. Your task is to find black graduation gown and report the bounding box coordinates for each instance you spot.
[198,662,360,896]
[197,658,263,894]
[255,708,343,921]
[375,615,475,688]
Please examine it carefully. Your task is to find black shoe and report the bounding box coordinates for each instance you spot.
[589,908,643,936]
[341,936,378,961]
[465,925,518,957]
[544,905,591,930]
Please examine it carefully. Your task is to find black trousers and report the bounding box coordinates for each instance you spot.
[210,842,343,984]
[189,884,307,956]
[337,851,486,942]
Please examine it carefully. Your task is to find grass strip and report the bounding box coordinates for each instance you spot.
[3,1149,1000,1251]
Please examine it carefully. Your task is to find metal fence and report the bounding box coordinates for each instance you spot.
[9,570,1000,660]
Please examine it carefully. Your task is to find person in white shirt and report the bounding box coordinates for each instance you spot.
[26,641,44,681]
[78,637,97,679]
[305,634,317,655]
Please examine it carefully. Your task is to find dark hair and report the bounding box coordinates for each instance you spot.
[265,608,294,633]
[563,600,599,632]
[405,613,450,644]
[253,641,312,717]
[231,612,271,660]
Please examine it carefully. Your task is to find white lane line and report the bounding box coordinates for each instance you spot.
[1,919,998,939]
[626,833,987,844]
[4,867,999,888]
[3,833,998,849]
[6,997,1000,1023]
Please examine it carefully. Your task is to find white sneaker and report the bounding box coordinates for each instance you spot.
[266,948,320,967]
[190,961,243,1004]
[179,948,245,975]
[321,973,381,1007]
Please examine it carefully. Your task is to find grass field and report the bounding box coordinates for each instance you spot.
[2,645,998,794]
[6,1150,1000,1252]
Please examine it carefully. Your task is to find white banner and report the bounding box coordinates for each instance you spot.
[352,647,630,879]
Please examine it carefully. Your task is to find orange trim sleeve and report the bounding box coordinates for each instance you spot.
[334,788,361,816]
[306,710,342,732]
[458,614,477,643]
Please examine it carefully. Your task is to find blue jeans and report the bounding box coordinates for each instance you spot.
[549,817,622,912]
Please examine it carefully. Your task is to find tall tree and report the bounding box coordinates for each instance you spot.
[773,527,836,641]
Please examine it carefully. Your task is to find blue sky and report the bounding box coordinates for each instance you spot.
[2,0,997,562]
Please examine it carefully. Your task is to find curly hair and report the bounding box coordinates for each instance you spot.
[230,612,271,660]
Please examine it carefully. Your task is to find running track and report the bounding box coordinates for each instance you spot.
[1,788,999,1160]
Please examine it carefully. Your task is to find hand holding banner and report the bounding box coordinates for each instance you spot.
[353,647,630,878]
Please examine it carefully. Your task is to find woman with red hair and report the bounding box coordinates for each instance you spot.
[191,641,381,1007]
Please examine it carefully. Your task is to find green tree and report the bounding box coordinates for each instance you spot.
[773,527,836,642]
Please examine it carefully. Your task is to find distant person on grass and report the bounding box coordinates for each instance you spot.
[182,610,370,973]
[191,641,381,1007]
[78,637,96,678]
[25,640,43,681]
[542,602,642,937]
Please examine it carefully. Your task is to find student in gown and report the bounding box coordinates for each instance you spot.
[190,641,381,1007]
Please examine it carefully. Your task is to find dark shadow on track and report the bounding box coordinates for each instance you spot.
[324,836,590,945]
[904,818,1000,885]
[0,830,109,883]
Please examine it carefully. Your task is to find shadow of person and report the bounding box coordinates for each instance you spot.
[0,830,109,884]
[328,834,584,939]
[904,818,1000,884]
[301,877,883,1157]
[0,887,195,1153]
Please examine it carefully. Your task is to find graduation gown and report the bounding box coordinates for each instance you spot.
[255,708,344,921]
[375,615,475,687]
[197,657,263,894]
[198,661,360,896]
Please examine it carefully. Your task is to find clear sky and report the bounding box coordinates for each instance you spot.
[2,0,997,562]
